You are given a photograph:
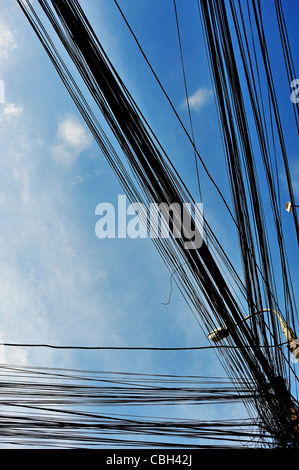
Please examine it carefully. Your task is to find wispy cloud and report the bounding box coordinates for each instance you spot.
[0,21,17,59]
[0,109,108,367]
[72,168,101,185]
[0,103,23,121]
[50,114,92,167]
[183,87,213,111]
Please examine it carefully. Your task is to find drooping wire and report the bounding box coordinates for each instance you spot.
[274,0,299,133]
[16,0,299,448]
[0,364,275,448]
[114,0,291,321]
[173,0,202,202]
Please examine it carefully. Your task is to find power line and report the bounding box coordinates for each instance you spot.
[16,0,299,448]
[173,0,202,202]
[0,341,289,350]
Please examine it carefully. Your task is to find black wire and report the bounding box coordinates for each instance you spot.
[0,364,275,447]
[16,0,299,448]
[0,341,289,350]
[173,0,202,202]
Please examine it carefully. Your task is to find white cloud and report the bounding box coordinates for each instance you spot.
[0,21,17,59]
[0,110,108,368]
[72,168,101,185]
[184,87,213,111]
[51,114,92,167]
[0,162,109,367]
[58,115,91,150]
[0,103,23,121]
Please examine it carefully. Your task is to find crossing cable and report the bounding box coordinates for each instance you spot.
[251,0,299,245]
[17,0,291,393]
[173,0,202,202]
[17,0,299,448]
[114,0,229,216]
[113,0,285,311]
[0,341,290,350]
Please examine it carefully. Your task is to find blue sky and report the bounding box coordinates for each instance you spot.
[0,0,298,446]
